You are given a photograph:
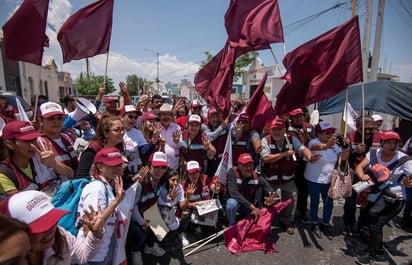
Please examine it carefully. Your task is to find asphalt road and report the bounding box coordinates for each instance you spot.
[169,199,412,265]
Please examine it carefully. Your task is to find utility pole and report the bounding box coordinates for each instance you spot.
[370,0,385,81]
[145,49,160,93]
[362,0,373,82]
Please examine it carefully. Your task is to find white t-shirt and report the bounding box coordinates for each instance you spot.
[77,178,116,263]
[304,138,343,184]
[158,183,185,231]
[123,128,147,173]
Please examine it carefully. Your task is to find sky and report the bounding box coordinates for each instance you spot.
[1,0,411,88]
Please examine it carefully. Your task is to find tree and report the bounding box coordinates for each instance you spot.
[74,72,115,95]
[125,74,146,96]
[199,50,259,82]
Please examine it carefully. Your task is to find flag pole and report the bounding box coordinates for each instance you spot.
[269,46,282,76]
[103,52,109,88]
[361,82,365,144]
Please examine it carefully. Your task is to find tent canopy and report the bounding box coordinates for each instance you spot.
[318,80,412,121]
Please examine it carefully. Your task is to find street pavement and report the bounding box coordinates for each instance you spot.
[169,199,412,265]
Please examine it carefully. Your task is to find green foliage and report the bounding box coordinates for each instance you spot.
[74,72,115,95]
[234,51,259,81]
[199,51,214,68]
[126,74,146,96]
[199,50,259,81]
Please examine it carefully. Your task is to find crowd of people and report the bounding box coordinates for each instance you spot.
[0,83,411,265]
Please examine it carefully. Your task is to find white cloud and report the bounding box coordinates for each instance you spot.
[7,0,200,88]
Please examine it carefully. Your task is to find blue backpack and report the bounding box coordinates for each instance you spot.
[51,179,107,235]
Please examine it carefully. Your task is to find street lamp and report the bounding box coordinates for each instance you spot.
[145,49,160,93]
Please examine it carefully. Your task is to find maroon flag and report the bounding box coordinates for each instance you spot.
[57,0,114,63]
[195,41,267,116]
[194,41,239,116]
[245,73,275,132]
[225,0,284,49]
[224,199,292,254]
[2,0,50,65]
[274,16,363,114]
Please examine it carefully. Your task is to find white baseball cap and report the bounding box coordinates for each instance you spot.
[151,151,169,167]
[123,105,137,113]
[188,114,201,124]
[371,114,383,122]
[40,102,64,118]
[187,161,201,173]
[0,190,69,234]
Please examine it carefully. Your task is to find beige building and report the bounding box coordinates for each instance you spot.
[22,58,60,104]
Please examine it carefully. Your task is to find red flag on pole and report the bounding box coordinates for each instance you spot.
[2,0,49,65]
[57,0,114,63]
[245,73,275,132]
[194,41,239,116]
[225,0,284,48]
[274,16,363,114]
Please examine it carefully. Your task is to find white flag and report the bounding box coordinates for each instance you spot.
[214,132,233,186]
[15,97,29,121]
[343,102,359,130]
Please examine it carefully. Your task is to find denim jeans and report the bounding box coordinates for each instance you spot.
[225,198,252,225]
[307,181,333,224]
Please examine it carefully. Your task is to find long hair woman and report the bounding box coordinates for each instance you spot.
[76,115,124,179]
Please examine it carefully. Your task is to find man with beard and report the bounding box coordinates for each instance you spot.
[287,108,316,224]
[156,103,182,170]
[343,116,380,236]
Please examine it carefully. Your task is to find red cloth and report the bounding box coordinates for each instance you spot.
[245,73,275,132]
[57,0,114,63]
[274,16,363,114]
[225,0,284,48]
[2,0,49,65]
[224,199,292,254]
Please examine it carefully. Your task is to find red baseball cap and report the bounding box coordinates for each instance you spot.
[94,147,125,167]
[380,130,401,141]
[104,96,118,103]
[270,118,286,129]
[238,153,254,165]
[191,99,202,108]
[289,108,304,116]
[1,121,43,141]
[141,111,157,121]
[0,190,69,234]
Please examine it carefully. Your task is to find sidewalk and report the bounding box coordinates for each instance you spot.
[176,199,412,265]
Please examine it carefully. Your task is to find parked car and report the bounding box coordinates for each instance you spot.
[0,93,33,120]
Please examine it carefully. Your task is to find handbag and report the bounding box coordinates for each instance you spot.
[328,157,353,199]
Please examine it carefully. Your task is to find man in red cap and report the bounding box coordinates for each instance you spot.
[261,118,320,234]
[287,108,316,224]
[225,153,279,225]
[231,113,262,167]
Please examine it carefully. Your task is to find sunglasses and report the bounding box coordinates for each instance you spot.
[127,114,137,120]
[108,127,125,132]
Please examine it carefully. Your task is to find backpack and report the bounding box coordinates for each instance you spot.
[51,178,108,236]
